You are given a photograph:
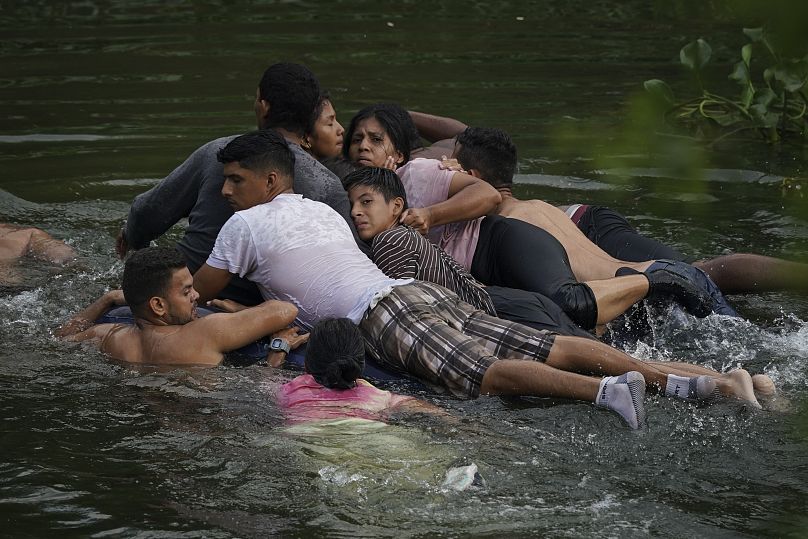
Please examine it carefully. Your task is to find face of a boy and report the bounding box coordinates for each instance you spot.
[348,185,400,242]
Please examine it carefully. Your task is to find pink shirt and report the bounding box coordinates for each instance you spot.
[278,374,414,424]
[396,158,482,270]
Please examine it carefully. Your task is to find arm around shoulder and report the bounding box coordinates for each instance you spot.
[421,171,501,228]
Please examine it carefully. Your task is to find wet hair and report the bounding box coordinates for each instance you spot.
[454,127,517,188]
[217,130,295,183]
[305,318,366,389]
[121,246,187,318]
[257,63,321,136]
[342,103,422,165]
[310,90,332,131]
[342,167,408,209]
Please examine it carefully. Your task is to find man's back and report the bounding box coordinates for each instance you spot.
[207,194,403,330]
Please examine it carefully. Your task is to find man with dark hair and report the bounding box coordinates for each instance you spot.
[58,246,304,366]
[421,116,807,296]
[116,63,365,306]
[453,126,740,317]
[191,132,769,430]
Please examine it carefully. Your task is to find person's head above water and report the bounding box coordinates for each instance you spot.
[343,167,408,242]
[302,92,345,160]
[216,130,296,211]
[122,246,198,324]
[343,103,422,168]
[254,63,321,137]
[305,318,366,389]
[452,127,517,189]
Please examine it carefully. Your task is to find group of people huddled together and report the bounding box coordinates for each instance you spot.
[53,62,808,429]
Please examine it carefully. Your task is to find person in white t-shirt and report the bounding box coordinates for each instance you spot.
[191,130,764,429]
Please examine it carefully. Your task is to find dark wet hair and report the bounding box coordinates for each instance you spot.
[122,246,187,318]
[258,63,321,136]
[342,103,422,166]
[305,318,365,390]
[342,167,408,209]
[455,127,517,188]
[310,90,332,131]
[217,130,295,182]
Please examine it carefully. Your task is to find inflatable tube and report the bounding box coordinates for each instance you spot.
[97,306,408,382]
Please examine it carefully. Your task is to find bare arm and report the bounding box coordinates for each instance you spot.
[400,171,501,233]
[409,111,468,142]
[57,290,125,339]
[191,300,299,354]
[193,264,233,303]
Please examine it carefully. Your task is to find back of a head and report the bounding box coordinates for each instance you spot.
[343,167,409,208]
[217,130,296,181]
[121,247,187,318]
[258,62,321,137]
[343,103,422,163]
[305,318,366,390]
[455,127,517,188]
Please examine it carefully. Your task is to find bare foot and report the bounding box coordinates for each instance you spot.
[752,374,776,399]
[714,369,761,409]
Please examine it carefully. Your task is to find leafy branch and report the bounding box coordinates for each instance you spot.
[645,29,808,144]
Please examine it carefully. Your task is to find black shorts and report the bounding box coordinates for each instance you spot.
[575,205,691,263]
[471,215,598,330]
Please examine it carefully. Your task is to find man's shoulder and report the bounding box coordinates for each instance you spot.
[138,319,225,365]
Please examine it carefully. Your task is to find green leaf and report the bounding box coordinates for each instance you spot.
[755,88,777,107]
[743,27,764,43]
[740,85,755,108]
[772,60,808,93]
[742,43,753,66]
[643,79,675,105]
[680,39,712,71]
[729,60,751,86]
[750,103,779,128]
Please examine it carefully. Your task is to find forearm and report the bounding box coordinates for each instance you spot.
[57,291,121,338]
[427,183,501,227]
[409,111,468,142]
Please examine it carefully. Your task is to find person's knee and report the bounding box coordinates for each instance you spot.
[550,283,598,330]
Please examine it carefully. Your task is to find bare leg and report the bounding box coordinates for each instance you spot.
[547,338,761,406]
[479,358,600,400]
[643,360,762,407]
[694,253,808,294]
[586,274,649,325]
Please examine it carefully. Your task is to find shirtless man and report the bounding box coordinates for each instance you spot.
[57,246,306,366]
[450,126,739,317]
[410,111,807,296]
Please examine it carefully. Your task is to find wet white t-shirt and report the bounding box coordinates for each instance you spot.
[207,193,407,330]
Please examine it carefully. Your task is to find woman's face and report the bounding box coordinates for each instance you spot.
[348,117,403,168]
[307,100,344,159]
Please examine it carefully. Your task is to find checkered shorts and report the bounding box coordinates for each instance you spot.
[359,281,556,398]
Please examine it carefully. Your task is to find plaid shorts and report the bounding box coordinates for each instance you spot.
[359,281,556,398]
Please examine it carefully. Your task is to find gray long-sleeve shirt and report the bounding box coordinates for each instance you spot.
[125,134,365,305]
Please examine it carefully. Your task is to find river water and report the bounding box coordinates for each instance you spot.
[2,2,808,537]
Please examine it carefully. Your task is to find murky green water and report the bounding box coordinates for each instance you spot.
[2,2,808,537]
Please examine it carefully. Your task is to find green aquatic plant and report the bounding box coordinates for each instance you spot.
[645,29,808,144]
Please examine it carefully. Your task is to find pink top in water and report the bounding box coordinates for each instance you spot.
[278,374,415,424]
